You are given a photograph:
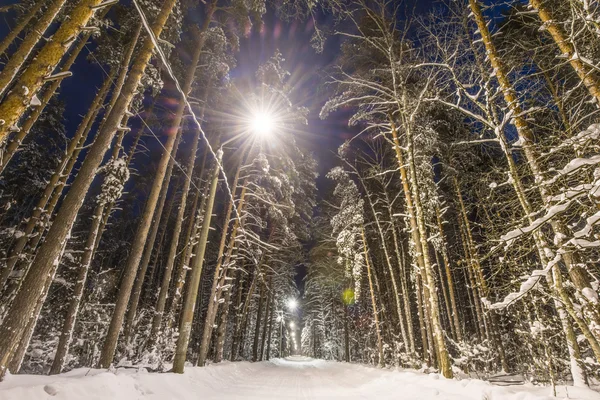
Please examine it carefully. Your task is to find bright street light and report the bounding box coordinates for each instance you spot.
[289,322,295,329]
[286,298,298,311]
[250,111,275,137]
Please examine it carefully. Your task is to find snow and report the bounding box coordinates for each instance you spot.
[2,357,598,400]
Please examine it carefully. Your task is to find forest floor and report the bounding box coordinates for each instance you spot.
[1,356,599,400]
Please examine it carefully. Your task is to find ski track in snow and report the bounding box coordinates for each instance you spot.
[1,356,599,400]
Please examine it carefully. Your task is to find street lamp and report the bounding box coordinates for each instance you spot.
[250,111,275,137]
[286,298,298,311]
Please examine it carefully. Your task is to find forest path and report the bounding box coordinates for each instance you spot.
[1,356,597,400]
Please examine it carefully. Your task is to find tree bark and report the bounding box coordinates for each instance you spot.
[529,0,600,104]
[172,152,221,373]
[0,0,45,57]
[123,132,182,343]
[362,227,384,367]
[0,0,103,142]
[0,0,68,97]
[197,146,251,365]
[0,6,113,175]
[98,10,214,368]
[0,0,178,378]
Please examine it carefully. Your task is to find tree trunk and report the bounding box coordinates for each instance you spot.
[529,0,600,104]
[166,175,209,330]
[0,2,112,174]
[123,133,182,343]
[362,228,384,367]
[385,192,416,354]
[0,69,114,290]
[98,13,213,368]
[403,117,453,378]
[266,296,274,361]
[355,172,409,355]
[0,0,45,57]
[214,268,237,362]
[0,0,103,142]
[148,101,211,345]
[252,284,265,362]
[435,206,462,342]
[0,0,178,379]
[0,0,68,97]
[197,153,250,365]
[172,152,221,373]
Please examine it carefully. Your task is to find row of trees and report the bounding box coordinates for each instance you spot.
[301,0,600,386]
[0,0,317,378]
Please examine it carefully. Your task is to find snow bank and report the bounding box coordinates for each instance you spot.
[1,357,599,400]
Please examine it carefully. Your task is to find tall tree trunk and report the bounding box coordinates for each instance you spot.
[0,69,114,290]
[362,227,384,367]
[98,13,215,368]
[214,268,237,362]
[354,172,409,355]
[0,0,68,97]
[529,0,600,104]
[0,0,45,57]
[230,269,247,361]
[385,192,416,354]
[0,0,178,379]
[0,0,103,142]
[172,152,222,373]
[166,176,209,330]
[0,4,114,174]
[252,284,265,362]
[123,133,182,343]
[402,117,453,377]
[435,205,462,342]
[197,175,250,365]
[148,101,211,345]
[265,294,274,361]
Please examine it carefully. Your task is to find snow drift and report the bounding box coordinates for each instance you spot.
[2,357,599,400]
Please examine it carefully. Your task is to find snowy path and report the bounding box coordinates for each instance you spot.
[2,356,599,400]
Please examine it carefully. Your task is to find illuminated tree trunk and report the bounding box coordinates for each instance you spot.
[0,6,115,175]
[0,0,45,57]
[0,0,68,97]
[123,132,182,343]
[435,206,462,342]
[0,0,103,142]
[172,152,221,373]
[98,13,214,367]
[529,0,600,104]
[197,151,251,365]
[0,69,114,290]
[166,177,209,331]
[385,191,416,354]
[0,0,178,378]
[355,172,409,355]
[389,121,428,362]
[402,115,452,378]
[148,104,210,345]
[214,267,238,362]
[361,227,384,367]
[252,283,266,362]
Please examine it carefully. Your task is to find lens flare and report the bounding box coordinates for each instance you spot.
[251,111,275,137]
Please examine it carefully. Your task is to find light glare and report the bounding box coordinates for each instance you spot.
[251,112,275,137]
[287,298,298,310]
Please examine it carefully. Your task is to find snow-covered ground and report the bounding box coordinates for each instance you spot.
[2,356,599,400]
